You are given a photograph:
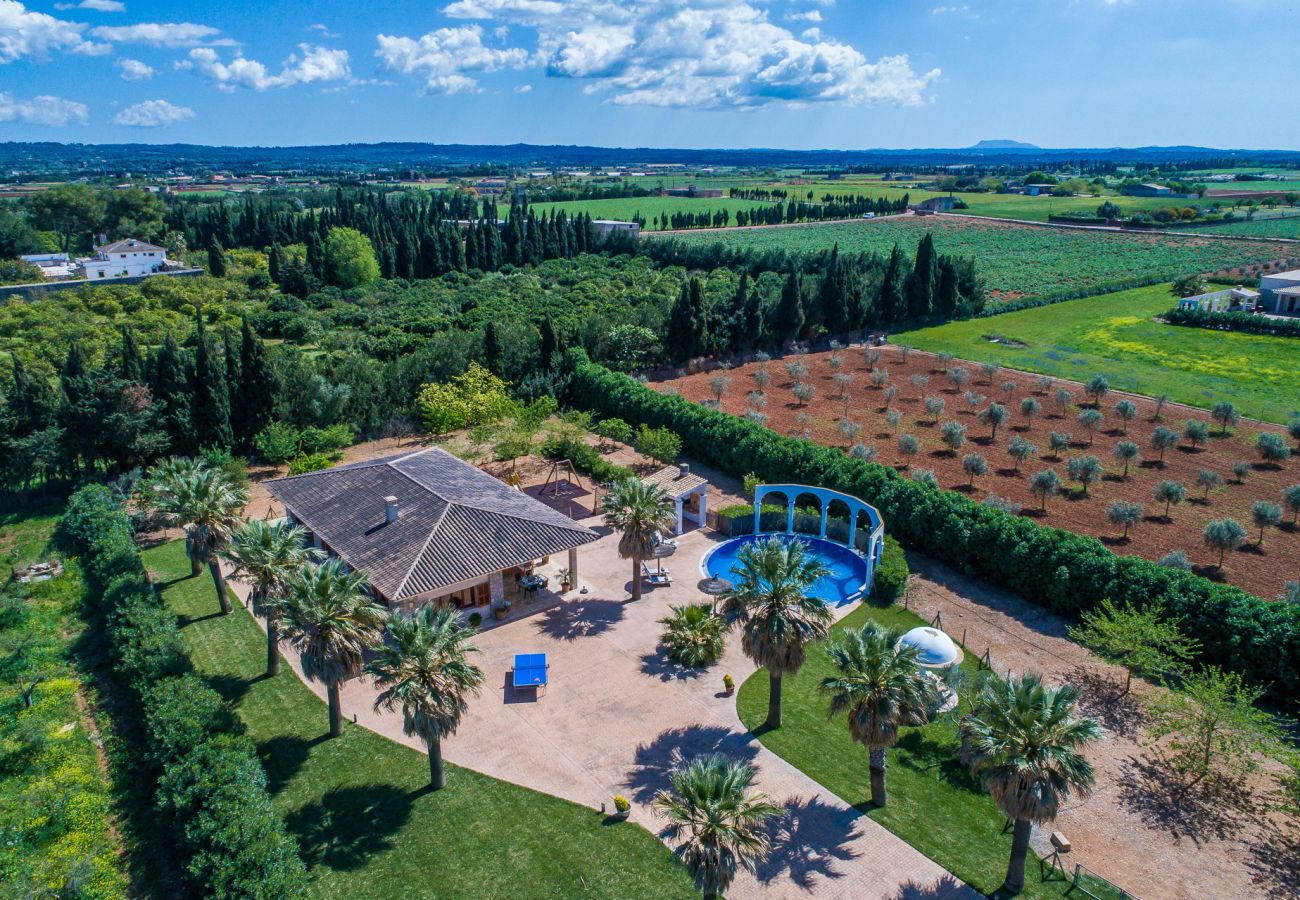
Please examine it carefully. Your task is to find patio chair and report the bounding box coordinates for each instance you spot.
[642,562,672,586]
[512,653,548,696]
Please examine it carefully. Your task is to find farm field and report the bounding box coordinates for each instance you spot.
[659,344,1300,601]
[894,283,1300,425]
[529,194,776,229]
[657,215,1300,299]
[1209,215,1300,239]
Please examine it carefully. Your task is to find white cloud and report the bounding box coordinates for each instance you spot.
[0,0,108,62]
[116,56,152,79]
[514,83,532,92]
[785,9,821,22]
[930,5,972,14]
[309,23,339,38]
[55,0,125,11]
[0,90,88,125]
[113,98,194,126]
[180,43,351,91]
[90,21,222,47]
[434,0,939,110]
[375,25,528,94]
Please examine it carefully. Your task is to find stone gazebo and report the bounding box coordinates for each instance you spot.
[642,463,709,535]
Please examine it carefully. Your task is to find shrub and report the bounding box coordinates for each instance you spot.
[467,612,483,628]
[634,424,682,464]
[872,536,908,604]
[287,452,333,475]
[910,468,938,488]
[297,423,354,456]
[613,794,631,813]
[596,417,634,447]
[253,421,300,464]
[539,433,634,484]
[570,358,1300,702]
[658,603,727,667]
[416,362,514,436]
[1159,549,1192,570]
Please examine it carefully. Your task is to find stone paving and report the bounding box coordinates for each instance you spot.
[229,523,975,899]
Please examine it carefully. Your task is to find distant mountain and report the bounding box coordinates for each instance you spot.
[968,139,1041,151]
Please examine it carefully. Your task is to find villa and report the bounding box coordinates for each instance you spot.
[265,447,599,614]
[84,238,169,281]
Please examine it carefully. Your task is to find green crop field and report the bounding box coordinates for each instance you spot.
[1206,215,1300,239]
[658,216,1300,299]
[893,283,1300,424]
[529,194,776,229]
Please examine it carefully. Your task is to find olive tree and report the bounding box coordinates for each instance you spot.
[1196,468,1222,499]
[1151,426,1179,463]
[1154,480,1188,518]
[1007,435,1037,472]
[979,403,1009,440]
[1019,396,1041,428]
[1284,484,1300,523]
[1066,455,1102,496]
[1029,468,1062,511]
[1077,408,1103,445]
[940,420,967,454]
[1184,420,1209,450]
[1106,500,1143,539]
[1251,500,1282,544]
[896,433,919,468]
[962,452,989,487]
[1085,374,1110,406]
[1114,399,1138,434]
[1211,401,1240,436]
[1112,441,1140,478]
[1257,432,1292,466]
[1202,517,1246,568]
[1048,431,1072,459]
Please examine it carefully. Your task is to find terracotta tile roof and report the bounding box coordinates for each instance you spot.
[265,447,597,602]
[642,464,708,498]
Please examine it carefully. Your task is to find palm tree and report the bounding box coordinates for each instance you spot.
[146,458,248,614]
[959,674,1103,895]
[602,478,677,602]
[366,605,484,789]
[223,519,319,676]
[820,622,939,807]
[659,602,728,668]
[722,536,831,729]
[652,754,780,900]
[280,558,387,737]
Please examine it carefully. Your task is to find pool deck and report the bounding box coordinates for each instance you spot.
[228,521,973,899]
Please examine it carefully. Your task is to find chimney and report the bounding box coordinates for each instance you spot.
[678,463,690,478]
[384,496,400,524]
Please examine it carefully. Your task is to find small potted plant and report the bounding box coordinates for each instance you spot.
[558,568,572,592]
[468,612,483,629]
[493,599,511,621]
[611,795,631,821]
[723,674,735,696]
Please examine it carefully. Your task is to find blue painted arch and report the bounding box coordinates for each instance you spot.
[752,483,887,586]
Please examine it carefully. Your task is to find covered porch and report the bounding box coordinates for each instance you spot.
[642,463,709,535]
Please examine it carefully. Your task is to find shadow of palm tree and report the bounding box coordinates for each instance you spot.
[625,724,760,804]
[1116,751,1262,844]
[258,733,329,795]
[534,597,626,641]
[638,649,710,683]
[754,794,862,888]
[285,784,413,872]
[1246,823,1300,896]
[892,730,981,793]
[203,671,259,707]
[890,874,972,899]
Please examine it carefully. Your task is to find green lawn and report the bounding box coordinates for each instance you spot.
[529,195,776,229]
[143,540,694,900]
[736,600,1083,900]
[894,283,1300,425]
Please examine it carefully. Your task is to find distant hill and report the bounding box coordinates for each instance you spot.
[968,139,1041,150]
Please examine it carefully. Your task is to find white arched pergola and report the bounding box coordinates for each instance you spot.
[752,483,887,585]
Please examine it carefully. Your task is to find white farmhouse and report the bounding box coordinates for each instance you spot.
[84,238,169,281]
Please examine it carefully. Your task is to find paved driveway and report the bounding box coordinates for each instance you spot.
[237,524,974,899]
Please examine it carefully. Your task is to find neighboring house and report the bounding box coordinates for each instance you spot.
[1121,183,1173,197]
[915,196,956,212]
[266,448,599,614]
[1177,287,1260,313]
[661,186,724,198]
[84,238,168,281]
[1259,269,1300,316]
[19,252,76,279]
[592,219,641,237]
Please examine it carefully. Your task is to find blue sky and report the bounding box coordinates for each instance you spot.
[1,0,1295,150]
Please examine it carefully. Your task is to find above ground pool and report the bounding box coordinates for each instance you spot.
[701,533,869,607]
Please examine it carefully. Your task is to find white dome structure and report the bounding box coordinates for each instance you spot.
[897,626,964,668]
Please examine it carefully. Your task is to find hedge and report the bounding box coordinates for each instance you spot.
[570,357,1300,703]
[1164,305,1300,338]
[59,486,307,898]
[873,536,909,605]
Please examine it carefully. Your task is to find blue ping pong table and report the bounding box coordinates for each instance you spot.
[512,653,548,696]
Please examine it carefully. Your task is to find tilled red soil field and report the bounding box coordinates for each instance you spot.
[659,345,1300,601]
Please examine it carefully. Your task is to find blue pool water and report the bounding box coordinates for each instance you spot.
[702,534,868,607]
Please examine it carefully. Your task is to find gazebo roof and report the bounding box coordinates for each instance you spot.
[643,464,708,499]
[898,626,964,668]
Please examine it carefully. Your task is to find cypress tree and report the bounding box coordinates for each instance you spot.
[268,242,282,283]
[936,257,960,320]
[539,316,558,370]
[665,279,704,361]
[483,322,504,375]
[878,245,907,324]
[818,245,849,334]
[906,233,938,320]
[56,344,93,477]
[237,317,276,447]
[150,334,193,453]
[207,237,227,277]
[119,325,145,383]
[192,312,233,450]
[775,270,804,343]
[3,356,56,436]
